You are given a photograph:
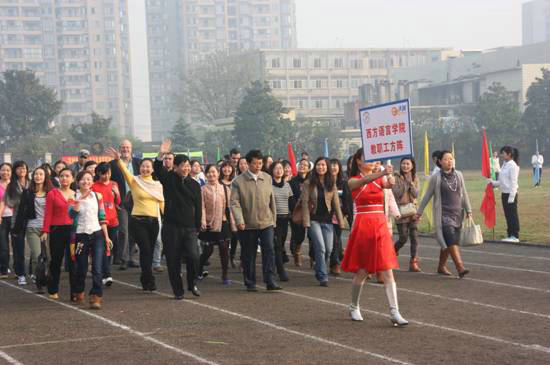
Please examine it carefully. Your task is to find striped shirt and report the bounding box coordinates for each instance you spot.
[272,182,293,216]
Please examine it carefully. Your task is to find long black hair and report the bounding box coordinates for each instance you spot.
[6,160,29,200]
[308,157,335,192]
[329,158,345,189]
[500,146,519,165]
[29,166,53,194]
[269,160,284,178]
[219,161,235,182]
[349,148,364,177]
[399,157,417,180]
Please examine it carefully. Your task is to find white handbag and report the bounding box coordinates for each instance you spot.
[398,203,417,218]
[460,217,483,246]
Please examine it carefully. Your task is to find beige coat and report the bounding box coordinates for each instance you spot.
[230,171,277,230]
[201,182,236,233]
[301,180,345,228]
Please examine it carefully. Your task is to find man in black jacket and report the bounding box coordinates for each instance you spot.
[109,139,141,269]
[154,139,202,299]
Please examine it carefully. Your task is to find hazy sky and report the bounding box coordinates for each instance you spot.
[296,0,525,50]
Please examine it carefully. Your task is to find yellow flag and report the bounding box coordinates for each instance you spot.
[421,131,433,230]
[424,131,429,177]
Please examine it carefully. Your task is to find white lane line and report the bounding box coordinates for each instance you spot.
[283,267,550,320]
[0,281,219,365]
[115,280,414,365]
[0,351,23,365]
[0,334,146,350]
[402,255,550,275]
[419,244,550,262]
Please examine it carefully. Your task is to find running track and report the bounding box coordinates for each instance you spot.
[1,237,550,365]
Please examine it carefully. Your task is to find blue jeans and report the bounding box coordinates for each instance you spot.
[102,226,118,278]
[153,219,162,268]
[308,221,333,283]
[74,231,104,296]
[239,226,276,288]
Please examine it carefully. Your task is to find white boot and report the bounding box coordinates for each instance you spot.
[348,304,363,321]
[385,281,408,327]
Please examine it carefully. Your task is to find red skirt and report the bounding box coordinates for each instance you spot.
[341,213,399,274]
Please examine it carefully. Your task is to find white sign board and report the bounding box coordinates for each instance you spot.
[359,99,413,162]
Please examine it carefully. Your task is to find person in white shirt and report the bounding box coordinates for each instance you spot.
[431,151,441,175]
[531,152,544,187]
[492,151,501,180]
[490,146,520,243]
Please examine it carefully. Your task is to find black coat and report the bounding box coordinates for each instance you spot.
[153,159,201,229]
[13,189,39,234]
[110,157,141,201]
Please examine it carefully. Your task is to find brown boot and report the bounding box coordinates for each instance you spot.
[293,244,302,267]
[409,257,422,272]
[89,294,102,310]
[330,264,341,276]
[74,292,85,305]
[376,272,384,284]
[447,245,470,278]
[437,249,453,276]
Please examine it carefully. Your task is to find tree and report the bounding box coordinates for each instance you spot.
[175,51,260,122]
[233,81,290,156]
[474,82,522,150]
[292,118,343,160]
[0,70,62,142]
[170,118,198,151]
[200,129,235,163]
[522,68,550,154]
[68,112,118,149]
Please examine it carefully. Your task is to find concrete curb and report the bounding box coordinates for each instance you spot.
[417,233,550,249]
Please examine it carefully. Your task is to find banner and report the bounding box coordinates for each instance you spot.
[359,99,413,162]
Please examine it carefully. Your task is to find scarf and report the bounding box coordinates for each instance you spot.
[272,178,285,188]
[134,176,164,202]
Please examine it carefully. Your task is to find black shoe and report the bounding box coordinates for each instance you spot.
[190,285,201,297]
[204,260,210,267]
[174,294,184,300]
[113,259,121,265]
[279,272,289,282]
[118,264,127,271]
[246,286,258,292]
[282,254,289,264]
[319,281,329,287]
[128,261,139,268]
[266,284,282,291]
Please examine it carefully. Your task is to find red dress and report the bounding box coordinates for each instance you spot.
[341,177,399,274]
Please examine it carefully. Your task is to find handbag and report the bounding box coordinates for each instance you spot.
[460,217,483,246]
[398,203,417,218]
[34,242,49,290]
[291,197,314,225]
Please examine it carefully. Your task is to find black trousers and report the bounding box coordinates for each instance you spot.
[47,225,75,295]
[330,224,343,266]
[239,226,276,288]
[229,232,239,260]
[274,216,289,276]
[289,222,305,254]
[162,223,200,296]
[502,193,520,238]
[395,221,419,257]
[130,216,159,289]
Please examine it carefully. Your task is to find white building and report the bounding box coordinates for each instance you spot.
[523,0,550,45]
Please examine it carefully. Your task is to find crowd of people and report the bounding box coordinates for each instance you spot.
[0,139,523,326]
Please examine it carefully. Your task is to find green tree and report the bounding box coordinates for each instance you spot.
[522,68,550,154]
[200,129,235,163]
[292,118,342,160]
[175,51,260,122]
[170,118,198,151]
[68,112,118,149]
[0,70,62,141]
[233,81,290,156]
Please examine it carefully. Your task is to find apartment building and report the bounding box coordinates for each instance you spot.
[0,0,145,140]
[145,0,297,141]
[258,48,455,119]
[523,0,550,45]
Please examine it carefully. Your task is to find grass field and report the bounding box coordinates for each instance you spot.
[415,169,550,243]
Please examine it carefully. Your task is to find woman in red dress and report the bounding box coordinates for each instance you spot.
[341,148,408,326]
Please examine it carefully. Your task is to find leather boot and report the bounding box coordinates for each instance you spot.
[409,257,422,272]
[437,249,452,276]
[330,264,341,276]
[447,245,470,278]
[74,292,85,305]
[89,294,102,310]
[293,244,302,267]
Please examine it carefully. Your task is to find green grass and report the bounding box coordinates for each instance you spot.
[416,169,550,243]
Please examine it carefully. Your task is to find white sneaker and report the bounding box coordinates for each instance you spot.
[102,277,113,287]
[30,274,36,284]
[17,275,27,285]
[348,304,363,321]
[390,309,408,326]
[502,236,520,243]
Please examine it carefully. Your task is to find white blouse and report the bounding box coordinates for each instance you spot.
[492,160,519,201]
[76,192,101,234]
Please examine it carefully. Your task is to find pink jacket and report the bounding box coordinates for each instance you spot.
[384,189,400,234]
[201,182,236,233]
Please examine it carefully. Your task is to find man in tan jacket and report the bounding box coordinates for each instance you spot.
[230,149,280,292]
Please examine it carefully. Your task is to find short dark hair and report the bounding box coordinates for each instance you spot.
[245,150,263,164]
[58,167,73,177]
[436,150,452,168]
[139,158,154,167]
[164,152,175,158]
[432,150,441,159]
[84,160,97,169]
[94,162,111,181]
[230,148,240,156]
[174,154,190,167]
[76,170,94,183]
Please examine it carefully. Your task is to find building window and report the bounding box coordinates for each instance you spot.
[313,99,323,109]
[272,80,282,89]
[271,58,280,68]
[351,59,363,69]
[292,80,302,89]
[315,79,322,89]
[336,79,344,88]
[334,58,344,68]
[314,58,321,68]
[293,58,301,68]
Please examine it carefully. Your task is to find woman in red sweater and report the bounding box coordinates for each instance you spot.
[42,168,76,300]
[92,162,120,287]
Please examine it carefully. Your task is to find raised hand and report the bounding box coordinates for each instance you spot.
[105,147,121,160]
[160,139,172,155]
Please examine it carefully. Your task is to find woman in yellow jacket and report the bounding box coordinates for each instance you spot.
[106,147,164,291]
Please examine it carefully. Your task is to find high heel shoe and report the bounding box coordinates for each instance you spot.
[390,309,408,327]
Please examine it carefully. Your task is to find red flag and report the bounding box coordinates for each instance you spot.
[204,152,209,165]
[480,129,496,229]
[288,142,297,176]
